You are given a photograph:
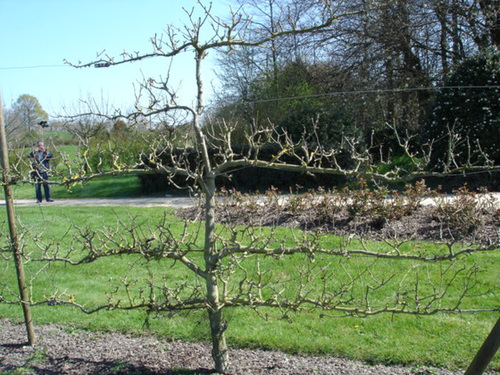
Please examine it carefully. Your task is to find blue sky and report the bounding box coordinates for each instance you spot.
[0,0,229,116]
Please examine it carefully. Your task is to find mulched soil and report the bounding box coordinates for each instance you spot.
[178,194,500,247]
[1,319,493,375]
[2,194,499,374]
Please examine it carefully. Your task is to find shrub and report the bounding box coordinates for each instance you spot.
[423,48,500,166]
[137,144,349,194]
[87,129,150,173]
[431,185,498,239]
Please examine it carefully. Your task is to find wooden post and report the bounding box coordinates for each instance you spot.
[0,95,36,345]
[465,316,500,375]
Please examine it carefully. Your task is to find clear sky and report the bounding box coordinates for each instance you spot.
[0,0,229,117]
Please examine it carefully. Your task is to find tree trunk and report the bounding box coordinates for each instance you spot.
[203,174,229,373]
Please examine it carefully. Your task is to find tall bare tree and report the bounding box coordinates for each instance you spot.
[63,2,346,372]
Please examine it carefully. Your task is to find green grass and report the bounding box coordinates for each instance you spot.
[0,206,499,371]
[12,174,143,199]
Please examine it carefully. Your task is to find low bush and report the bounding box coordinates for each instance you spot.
[199,180,499,247]
[137,144,349,194]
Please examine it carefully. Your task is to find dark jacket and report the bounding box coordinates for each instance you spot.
[29,150,53,177]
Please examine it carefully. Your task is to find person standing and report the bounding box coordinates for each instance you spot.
[29,141,54,203]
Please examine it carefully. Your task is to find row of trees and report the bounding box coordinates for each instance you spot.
[210,0,500,173]
[214,0,499,106]
[5,1,500,184]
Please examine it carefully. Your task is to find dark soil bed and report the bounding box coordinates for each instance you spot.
[178,195,500,247]
[1,319,492,375]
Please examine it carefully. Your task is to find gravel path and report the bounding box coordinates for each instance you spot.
[2,319,497,375]
[9,192,500,209]
[8,196,198,208]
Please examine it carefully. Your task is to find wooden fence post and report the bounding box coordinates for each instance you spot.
[0,95,36,345]
[465,316,500,375]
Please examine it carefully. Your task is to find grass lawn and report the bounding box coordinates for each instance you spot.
[11,174,143,200]
[0,205,499,371]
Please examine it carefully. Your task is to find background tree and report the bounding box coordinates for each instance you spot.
[213,0,500,166]
[11,94,48,132]
[2,107,23,139]
[423,47,500,169]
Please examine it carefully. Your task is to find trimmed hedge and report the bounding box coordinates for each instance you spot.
[138,144,349,194]
[137,144,500,195]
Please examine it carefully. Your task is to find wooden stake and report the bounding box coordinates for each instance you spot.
[0,95,36,345]
[465,316,500,375]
